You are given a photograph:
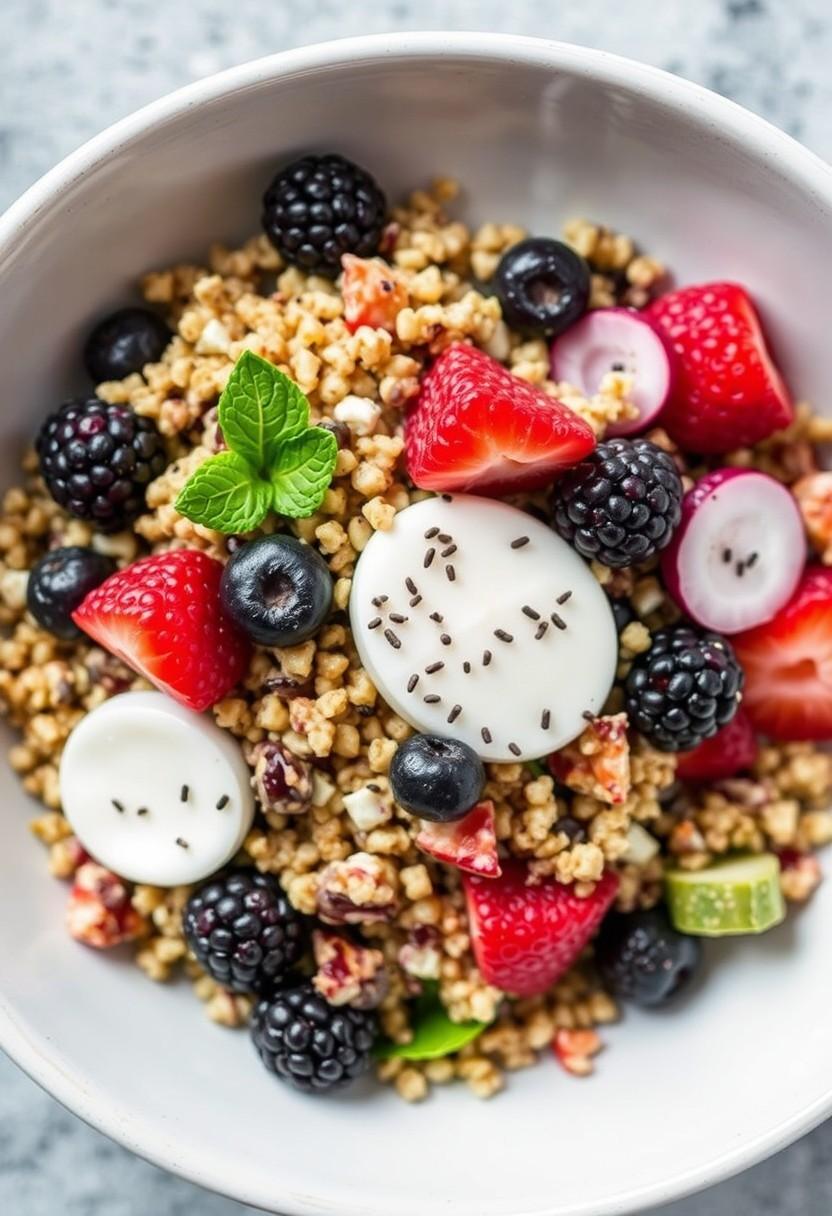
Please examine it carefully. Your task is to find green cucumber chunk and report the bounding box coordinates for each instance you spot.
[665,853,785,937]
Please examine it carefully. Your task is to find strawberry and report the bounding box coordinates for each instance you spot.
[463,861,618,997]
[416,800,501,878]
[732,567,832,741]
[648,283,793,453]
[341,253,408,334]
[676,708,758,782]
[405,343,596,495]
[73,550,250,712]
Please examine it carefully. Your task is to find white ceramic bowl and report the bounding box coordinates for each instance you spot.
[1,32,831,1216]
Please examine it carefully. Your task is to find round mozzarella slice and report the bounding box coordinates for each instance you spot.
[59,691,255,885]
[350,495,618,760]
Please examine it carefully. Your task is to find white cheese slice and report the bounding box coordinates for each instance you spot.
[350,494,617,761]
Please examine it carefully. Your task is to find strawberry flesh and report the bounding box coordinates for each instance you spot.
[73,550,250,713]
[676,708,758,782]
[416,800,501,878]
[405,343,596,495]
[341,253,408,334]
[648,282,793,453]
[464,861,618,997]
[733,566,832,741]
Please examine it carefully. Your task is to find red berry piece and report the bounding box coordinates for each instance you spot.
[676,708,758,782]
[647,282,793,453]
[463,861,618,997]
[416,800,501,878]
[73,550,251,712]
[405,344,596,495]
[733,566,832,741]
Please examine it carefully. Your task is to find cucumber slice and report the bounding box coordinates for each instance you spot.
[665,853,785,936]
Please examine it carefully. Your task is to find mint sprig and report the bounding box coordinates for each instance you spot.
[175,350,337,532]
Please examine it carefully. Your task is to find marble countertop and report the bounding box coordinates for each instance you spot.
[1,1,831,1213]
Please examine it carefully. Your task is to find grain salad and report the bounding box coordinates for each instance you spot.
[3,154,832,1100]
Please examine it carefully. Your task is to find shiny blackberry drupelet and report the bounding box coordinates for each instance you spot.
[84,307,171,383]
[27,546,116,640]
[625,624,743,751]
[183,869,306,995]
[595,907,701,1007]
[551,437,683,569]
[251,981,377,1094]
[36,398,167,532]
[262,153,387,276]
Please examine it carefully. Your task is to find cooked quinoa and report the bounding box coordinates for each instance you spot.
[3,177,831,1101]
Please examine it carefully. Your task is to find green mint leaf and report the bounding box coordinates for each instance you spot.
[219,350,309,472]
[174,451,272,533]
[374,985,487,1062]
[269,427,338,519]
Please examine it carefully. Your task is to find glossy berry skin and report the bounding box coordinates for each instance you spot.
[594,908,701,1007]
[36,398,167,532]
[494,237,591,337]
[551,437,683,569]
[72,550,251,712]
[464,861,619,997]
[625,624,743,752]
[27,546,116,640]
[183,869,305,995]
[647,282,793,453]
[251,981,377,1094]
[84,307,171,383]
[262,153,387,277]
[733,566,832,741]
[676,708,758,782]
[405,343,596,496]
[390,733,485,822]
[220,535,333,647]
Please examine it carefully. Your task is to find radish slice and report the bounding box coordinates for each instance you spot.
[550,308,672,437]
[661,468,806,634]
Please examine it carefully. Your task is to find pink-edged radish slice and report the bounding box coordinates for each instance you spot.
[550,308,672,437]
[661,468,806,635]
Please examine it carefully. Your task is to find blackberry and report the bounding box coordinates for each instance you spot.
[84,307,171,383]
[251,981,377,1094]
[36,398,167,533]
[183,869,306,994]
[551,437,683,569]
[27,546,116,640]
[262,153,387,277]
[625,624,743,751]
[595,908,701,1007]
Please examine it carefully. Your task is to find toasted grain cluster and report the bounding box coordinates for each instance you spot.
[1,179,830,1102]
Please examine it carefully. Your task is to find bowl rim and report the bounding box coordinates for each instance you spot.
[2,30,832,1216]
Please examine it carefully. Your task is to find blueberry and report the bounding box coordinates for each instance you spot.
[594,907,701,1008]
[494,237,591,337]
[609,597,635,634]
[220,534,332,647]
[84,307,171,383]
[27,546,116,640]
[389,733,485,822]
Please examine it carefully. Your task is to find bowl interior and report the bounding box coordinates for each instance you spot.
[1,35,832,1216]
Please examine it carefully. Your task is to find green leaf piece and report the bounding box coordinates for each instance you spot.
[218,350,308,472]
[374,985,488,1062]
[174,451,272,533]
[270,427,338,519]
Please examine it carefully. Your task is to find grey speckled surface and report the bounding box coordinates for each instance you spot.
[1,1,831,1213]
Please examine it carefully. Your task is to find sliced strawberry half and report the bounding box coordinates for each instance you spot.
[416,800,501,878]
[405,343,596,495]
[676,708,759,782]
[732,567,832,741]
[463,861,618,997]
[73,550,251,712]
[648,283,793,453]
